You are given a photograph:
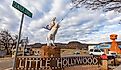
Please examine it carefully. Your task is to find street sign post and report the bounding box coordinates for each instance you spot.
[12,1,32,70]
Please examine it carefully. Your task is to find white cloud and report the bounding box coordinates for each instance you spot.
[0,0,121,44]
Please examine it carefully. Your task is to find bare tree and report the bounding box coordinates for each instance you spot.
[0,30,18,55]
[71,0,121,12]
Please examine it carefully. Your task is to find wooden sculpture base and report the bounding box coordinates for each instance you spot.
[40,45,60,58]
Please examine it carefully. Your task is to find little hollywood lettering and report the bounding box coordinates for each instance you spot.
[16,56,98,70]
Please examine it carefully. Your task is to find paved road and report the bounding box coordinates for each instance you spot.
[0,57,13,70]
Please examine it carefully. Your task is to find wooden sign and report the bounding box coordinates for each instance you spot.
[16,56,99,70]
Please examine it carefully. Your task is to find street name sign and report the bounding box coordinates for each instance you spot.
[12,1,32,18]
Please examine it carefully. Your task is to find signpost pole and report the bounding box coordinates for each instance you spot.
[13,13,24,70]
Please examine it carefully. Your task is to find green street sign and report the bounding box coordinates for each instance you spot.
[12,1,32,18]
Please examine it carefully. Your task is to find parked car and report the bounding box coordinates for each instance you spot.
[108,51,117,57]
[89,49,117,57]
[89,49,104,56]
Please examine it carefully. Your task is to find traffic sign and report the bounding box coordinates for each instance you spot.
[12,1,32,18]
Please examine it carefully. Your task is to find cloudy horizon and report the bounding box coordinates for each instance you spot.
[0,0,121,44]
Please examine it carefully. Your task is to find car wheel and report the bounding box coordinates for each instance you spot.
[90,53,93,55]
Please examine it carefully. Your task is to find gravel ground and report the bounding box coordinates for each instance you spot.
[0,57,13,70]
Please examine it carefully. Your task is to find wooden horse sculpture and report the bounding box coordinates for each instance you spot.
[46,17,59,46]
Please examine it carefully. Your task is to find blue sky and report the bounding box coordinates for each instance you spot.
[0,0,121,44]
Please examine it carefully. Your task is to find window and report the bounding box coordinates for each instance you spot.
[100,49,104,52]
[94,49,101,52]
[90,49,93,52]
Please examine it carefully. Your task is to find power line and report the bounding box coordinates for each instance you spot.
[58,1,81,24]
[43,1,81,30]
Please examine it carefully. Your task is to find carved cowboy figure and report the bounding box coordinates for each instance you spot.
[45,17,59,46]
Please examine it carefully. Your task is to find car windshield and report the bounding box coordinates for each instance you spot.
[94,49,101,52]
[90,49,93,52]
[100,49,104,52]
